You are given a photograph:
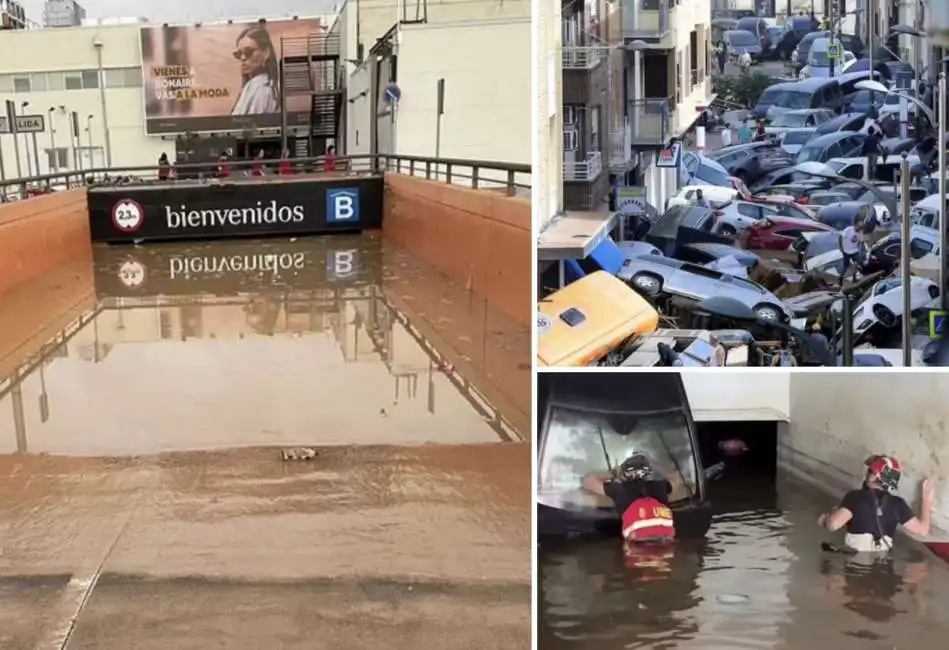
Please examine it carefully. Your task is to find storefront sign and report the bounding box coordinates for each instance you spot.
[139,18,329,134]
[93,235,382,299]
[87,177,384,243]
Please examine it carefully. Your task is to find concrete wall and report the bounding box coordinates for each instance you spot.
[534,0,564,231]
[0,257,95,378]
[393,19,530,168]
[381,246,530,437]
[683,373,790,421]
[383,173,530,328]
[345,63,372,157]
[783,373,949,539]
[0,189,90,297]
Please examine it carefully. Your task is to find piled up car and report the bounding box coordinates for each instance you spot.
[537,97,945,368]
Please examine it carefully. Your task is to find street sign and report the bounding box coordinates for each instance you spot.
[0,114,45,134]
[827,43,841,60]
[929,310,946,339]
[656,142,682,169]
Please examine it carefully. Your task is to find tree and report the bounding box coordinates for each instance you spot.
[711,71,776,109]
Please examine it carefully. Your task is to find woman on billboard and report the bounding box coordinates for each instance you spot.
[231,25,281,115]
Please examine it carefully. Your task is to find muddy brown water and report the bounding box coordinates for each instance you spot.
[540,474,949,650]
[0,234,530,650]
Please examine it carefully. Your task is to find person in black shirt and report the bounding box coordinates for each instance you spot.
[818,455,933,552]
[581,454,675,540]
[862,127,883,181]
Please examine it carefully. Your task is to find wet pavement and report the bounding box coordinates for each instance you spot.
[540,473,949,650]
[0,234,530,649]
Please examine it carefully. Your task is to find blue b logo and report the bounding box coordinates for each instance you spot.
[326,188,360,223]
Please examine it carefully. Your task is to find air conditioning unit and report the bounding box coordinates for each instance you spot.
[563,129,578,151]
[563,105,578,127]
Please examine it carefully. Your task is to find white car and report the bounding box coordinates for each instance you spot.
[615,240,663,258]
[848,276,941,340]
[666,184,739,210]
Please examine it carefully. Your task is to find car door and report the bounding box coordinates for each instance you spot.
[821,141,844,161]
[735,202,766,228]
[670,262,729,301]
[770,227,807,248]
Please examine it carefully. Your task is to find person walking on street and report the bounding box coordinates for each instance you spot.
[862,127,882,181]
[838,215,863,283]
[738,120,753,144]
[721,125,733,148]
[716,41,728,74]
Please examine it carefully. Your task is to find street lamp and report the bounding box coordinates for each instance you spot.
[85,114,94,170]
[853,79,936,128]
[20,101,31,176]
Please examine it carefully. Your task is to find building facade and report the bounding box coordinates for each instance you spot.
[331,0,531,172]
[560,0,714,212]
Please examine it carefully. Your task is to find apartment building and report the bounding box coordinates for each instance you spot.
[561,0,714,211]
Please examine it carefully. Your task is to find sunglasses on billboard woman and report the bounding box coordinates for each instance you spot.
[232,46,260,60]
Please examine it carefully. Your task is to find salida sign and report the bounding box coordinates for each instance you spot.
[87,177,383,243]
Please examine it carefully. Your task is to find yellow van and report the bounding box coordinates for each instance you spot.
[538,271,660,367]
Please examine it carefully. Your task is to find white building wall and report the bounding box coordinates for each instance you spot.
[346,64,372,157]
[683,373,791,421]
[535,0,564,232]
[0,23,166,175]
[393,19,530,167]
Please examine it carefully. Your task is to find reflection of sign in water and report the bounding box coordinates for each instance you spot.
[929,310,946,339]
[118,260,146,287]
[112,199,145,232]
[326,249,359,280]
[537,313,552,335]
[326,188,360,223]
[169,252,306,279]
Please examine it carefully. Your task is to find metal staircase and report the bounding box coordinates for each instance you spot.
[279,32,342,144]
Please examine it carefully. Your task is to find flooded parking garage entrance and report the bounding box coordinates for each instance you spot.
[0,232,530,650]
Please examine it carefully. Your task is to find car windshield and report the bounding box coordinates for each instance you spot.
[728,30,757,46]
[796,145,824,162]
[824,159,851,174]
[809,49,830,66]
[537,406,699,508]
[850,89,885,108]
[857,189,895,203]
[773,112,809,127]
[693,161,732,187]
[764,89,811,109]
[783,129,814,144]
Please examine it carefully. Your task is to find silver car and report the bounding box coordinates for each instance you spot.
[618,254,792,322]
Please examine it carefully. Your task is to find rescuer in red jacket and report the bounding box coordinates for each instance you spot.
[581,454,676,543]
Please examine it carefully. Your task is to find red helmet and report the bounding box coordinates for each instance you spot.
[865,455,902,492]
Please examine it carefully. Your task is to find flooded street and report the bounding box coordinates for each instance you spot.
[540,473,949,650]
[0,234,530,649]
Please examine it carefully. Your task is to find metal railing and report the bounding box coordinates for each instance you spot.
[623,0,671,38]
[563,150,603,182]
[562,45,603,70]
[0,154,531,202]
[629,98,670,145]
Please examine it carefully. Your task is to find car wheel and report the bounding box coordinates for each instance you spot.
[718,223,738,237]
[872,303,897,328]
[631,273,663,297]
[753,303,783,322]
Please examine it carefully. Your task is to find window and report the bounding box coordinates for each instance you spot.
[27,74,49,93]
[538,406,698,506]
[838,164,862,179]
[104,68,125,87]
[123,67,142,87]
[737,203,762,219]
[46,72,65,91]
[81,70,99,89]
[44,147,69,170]
[0,75,12,92]
[64,71,83,90]
[12,75,30,92]
[588,106,600,152]
[909,238,934,258]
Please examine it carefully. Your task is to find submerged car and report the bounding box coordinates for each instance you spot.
[619,254,792,322]
[847,276,941,345]
[537,372,712,538]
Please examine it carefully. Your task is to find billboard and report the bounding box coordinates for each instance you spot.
[140,19,327,134]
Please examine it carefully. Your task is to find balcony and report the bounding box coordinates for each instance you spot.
[563,45,602,70]
[563,151,603,182]
[629,98,670,147]
[622,0,670,40]
[608,122,634,171]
